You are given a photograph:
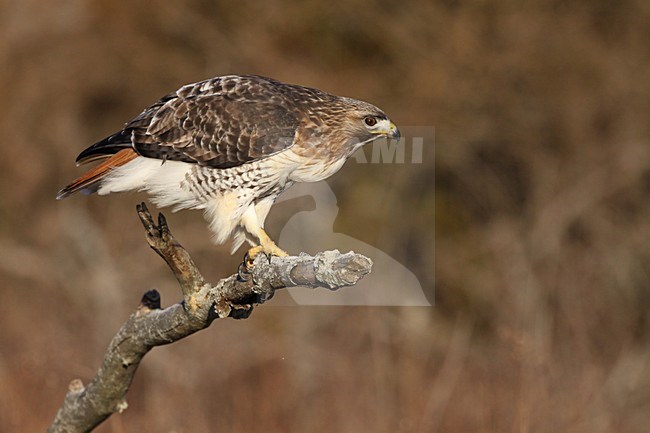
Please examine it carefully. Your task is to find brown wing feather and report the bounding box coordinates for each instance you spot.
[56,149,138,199]
[135,95,299,168]
[76,76,306,169]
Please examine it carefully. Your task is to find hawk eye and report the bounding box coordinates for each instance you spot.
[364,116,377,127]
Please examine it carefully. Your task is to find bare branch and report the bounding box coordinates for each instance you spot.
[47,203,372,433]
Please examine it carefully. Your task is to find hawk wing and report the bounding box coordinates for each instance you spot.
[76,75,301,169]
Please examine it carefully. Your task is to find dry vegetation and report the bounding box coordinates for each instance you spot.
[0,0,648,432]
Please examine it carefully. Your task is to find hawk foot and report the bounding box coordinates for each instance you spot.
[244,241,288,269]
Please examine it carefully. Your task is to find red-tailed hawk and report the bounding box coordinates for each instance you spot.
[57,75,400,261]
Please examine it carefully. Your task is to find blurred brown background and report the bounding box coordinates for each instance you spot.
[1,0,649,432]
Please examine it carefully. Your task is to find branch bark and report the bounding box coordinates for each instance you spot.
[47,203,372,433]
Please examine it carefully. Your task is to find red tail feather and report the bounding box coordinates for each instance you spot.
[56,149,138,199]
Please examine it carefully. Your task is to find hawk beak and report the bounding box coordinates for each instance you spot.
[371,120,400,140]
[388,122,400,140]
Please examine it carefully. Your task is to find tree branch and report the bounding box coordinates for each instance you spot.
[47,203,372,433]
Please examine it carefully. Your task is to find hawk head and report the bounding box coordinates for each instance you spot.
[337,97,400,147]
[301,96,400,159]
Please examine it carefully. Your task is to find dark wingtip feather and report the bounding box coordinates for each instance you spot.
[75,130,133,165]
[55,188,69,200]
[56,177,99,200]
[56,183,99,199]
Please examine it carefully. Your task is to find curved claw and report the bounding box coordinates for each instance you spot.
[237,261,252,282]
[244,245,264,269]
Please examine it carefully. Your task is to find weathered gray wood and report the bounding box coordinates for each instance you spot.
[46,203,372,433]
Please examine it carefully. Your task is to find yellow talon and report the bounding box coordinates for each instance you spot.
[245,229,288,268]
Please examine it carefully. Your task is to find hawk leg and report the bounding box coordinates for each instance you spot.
[245,229,288,267]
